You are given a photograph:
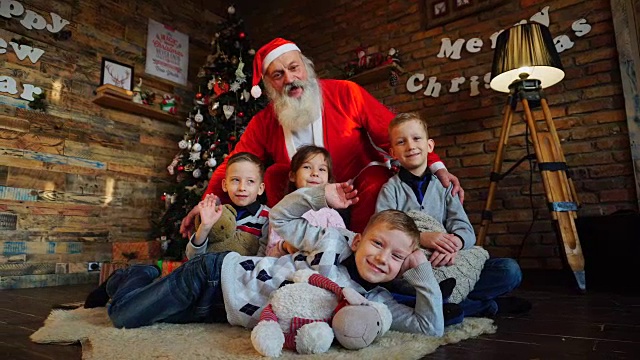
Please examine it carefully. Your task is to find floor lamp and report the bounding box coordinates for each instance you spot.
[477,23,586,291]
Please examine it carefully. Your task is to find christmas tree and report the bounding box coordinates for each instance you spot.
[153,6,268,259]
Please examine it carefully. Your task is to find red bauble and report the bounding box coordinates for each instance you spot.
[229,135,237,142]
[237,111,244,118]
[216,140,221,145]
[207,131,215,136]
[239,32,246,39]
[160,194,166,201]
[195,92,203,99]
[177,165,185,171]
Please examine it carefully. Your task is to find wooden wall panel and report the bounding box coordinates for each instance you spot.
[0,0,225,287]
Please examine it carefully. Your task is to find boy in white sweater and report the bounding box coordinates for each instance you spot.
[85,183,445,336]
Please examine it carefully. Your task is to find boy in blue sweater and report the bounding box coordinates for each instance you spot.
[85,183,446,336]
[376,112,530,317]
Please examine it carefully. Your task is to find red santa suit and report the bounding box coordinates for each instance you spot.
[204,79,442,232]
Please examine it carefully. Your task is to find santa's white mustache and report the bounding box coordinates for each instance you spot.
[284,80,305,94]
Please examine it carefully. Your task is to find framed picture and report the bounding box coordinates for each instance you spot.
[422,0,509,30]
[100,58,134,91]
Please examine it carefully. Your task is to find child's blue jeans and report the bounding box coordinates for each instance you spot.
[106,252,229,328]
[459,258,522,316]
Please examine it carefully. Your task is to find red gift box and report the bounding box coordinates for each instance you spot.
[157,260,185,277]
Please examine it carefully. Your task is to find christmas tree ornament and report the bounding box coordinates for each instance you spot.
[178,140,188,149]
[195,92,203,100]
[191,143,202,152]
[227,5,235,14]
[185,119,193,128]
[229,134,237,142]
[208,78,216,90]
[239,32,246,39]
[235,59,246,80]
[207,131,215,136]
[214,80,230,96]
[234,40,241,49]
[184,163,195,171]
[189,127,197,134]
[248,49,255,55]
[223,104,235,119]
[187,139,193,150]
[230,81,241,92]
[177,165,185,171]
[193,168,202,178]
[238,111,244,118]
[160,194,167,201]
[207,157,217,167]
[202,152,209,160]
[194,109,204,123]
[197,67,206,78]
[231,56,238,65]
[242,89,250,102]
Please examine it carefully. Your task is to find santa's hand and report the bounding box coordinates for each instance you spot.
[179,205,201,238]
[325,182,359,209]
[434,169,465,204]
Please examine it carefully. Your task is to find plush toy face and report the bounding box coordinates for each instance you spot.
[333,305,385,350]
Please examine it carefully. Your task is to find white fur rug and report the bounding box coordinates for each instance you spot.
[31,308,496,360]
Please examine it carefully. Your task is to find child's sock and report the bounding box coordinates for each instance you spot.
[495,296,532,314]
[443,303,464,326]
[438,278,456,302]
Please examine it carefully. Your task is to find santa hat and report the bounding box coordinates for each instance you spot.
[251,38,300,98]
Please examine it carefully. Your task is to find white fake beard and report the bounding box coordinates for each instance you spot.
[265,75,323,132]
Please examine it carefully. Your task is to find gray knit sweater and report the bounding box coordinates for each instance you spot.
[376,173,476,249]
[218,187,444,336]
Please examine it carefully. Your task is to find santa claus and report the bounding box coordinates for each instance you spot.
[181,38,462,235]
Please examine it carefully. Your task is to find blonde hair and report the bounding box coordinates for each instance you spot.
[363,210,420,251]
[226,152,265,181]
[388,112,429,139]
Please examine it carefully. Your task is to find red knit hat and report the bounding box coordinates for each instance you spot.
[251,38,300,98]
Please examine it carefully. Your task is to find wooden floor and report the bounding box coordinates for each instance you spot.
[1,272,639,359]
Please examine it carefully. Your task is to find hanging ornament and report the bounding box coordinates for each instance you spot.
[186,119,193,128]
[189,127,197,134]
[207,78,216,90]
[184,163,195,172]
[191,143,202,152]
[160,193,167,201]
[193,168,202,178]
[178,140,189,149]
[238,32,246,39]
[229,134,237,142]
[195,92,203,100]
[248,49,255,55]
[197,67,206,78]
[194,109,204,123]
[214,81,230,96]
[389,70,399,86]
[167,155,180,175]
[207,131,215,136]
[177,165,185,171]
[227,5,235,14]
[231,56,238,65]
[230,81,241,92]
[187,139,193,150]
[189,151,201,161]
[223,105,235,119]
[234,40,241,49]
[207,158,217,167]
[202,152,209,160]
[238,111,244,118]
[242,89,250,102]
[235,59,246,80]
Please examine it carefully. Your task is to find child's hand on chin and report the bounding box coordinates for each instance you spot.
[398,249,428,277]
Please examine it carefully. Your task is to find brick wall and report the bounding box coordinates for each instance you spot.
[0,0,224,288]
[238,0,638,269]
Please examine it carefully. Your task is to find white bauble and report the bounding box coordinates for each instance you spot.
[178,140,188,149]
[191,143,202,152]
[207,158,217,167]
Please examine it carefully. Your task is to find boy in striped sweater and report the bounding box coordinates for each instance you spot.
[186,152,270,258]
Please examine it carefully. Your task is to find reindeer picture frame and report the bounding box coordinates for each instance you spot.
[100,58,134,91]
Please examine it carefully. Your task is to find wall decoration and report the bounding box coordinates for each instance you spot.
[145,18,189,86]
[100,58,134,91]
[422,0,509,30]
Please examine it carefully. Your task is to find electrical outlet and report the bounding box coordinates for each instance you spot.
[87,262,101,272]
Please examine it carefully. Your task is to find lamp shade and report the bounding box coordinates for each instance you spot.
[490,22,564,93]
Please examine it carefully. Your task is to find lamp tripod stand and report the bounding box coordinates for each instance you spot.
[477,78,586,291]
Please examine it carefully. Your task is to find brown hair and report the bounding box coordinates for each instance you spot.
[226,152,265,181]
[363,210,420,251]
[287,145,334,194]
[388,112,429,139]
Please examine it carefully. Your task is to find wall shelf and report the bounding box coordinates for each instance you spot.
[93,92,181,123]
[347,62,404,86]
